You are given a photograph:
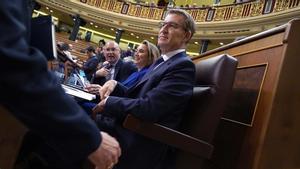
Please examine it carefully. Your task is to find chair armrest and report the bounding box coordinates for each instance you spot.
[123,114,214,159]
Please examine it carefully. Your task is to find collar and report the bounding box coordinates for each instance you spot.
[109,58,120,67]
[139,65,150,72]
[161,49,185,61]
[91,55,97,59]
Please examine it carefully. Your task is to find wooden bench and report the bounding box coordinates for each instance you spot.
[192,18,300,169]
[123,54,238,168]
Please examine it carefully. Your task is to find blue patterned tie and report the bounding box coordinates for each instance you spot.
[105,64,114,80]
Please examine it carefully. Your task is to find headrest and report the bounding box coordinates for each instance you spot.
[195,54,237,87]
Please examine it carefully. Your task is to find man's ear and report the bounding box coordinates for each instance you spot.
[183,31,192,44]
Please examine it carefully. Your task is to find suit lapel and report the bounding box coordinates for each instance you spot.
[133,52,186,88]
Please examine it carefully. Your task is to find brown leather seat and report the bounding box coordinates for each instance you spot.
[123,54,238,169]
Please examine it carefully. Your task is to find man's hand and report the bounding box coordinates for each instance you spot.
[95,67,109,77]
[99,80,117,100]
[92,99,106,115]
[85,84,102,95]
[91,80,117,116]
[88,132,121,169]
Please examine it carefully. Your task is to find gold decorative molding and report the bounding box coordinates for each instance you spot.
[37,0,300,40]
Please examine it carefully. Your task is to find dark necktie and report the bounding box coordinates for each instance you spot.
[152,57,164,70]
[135,57,164,86]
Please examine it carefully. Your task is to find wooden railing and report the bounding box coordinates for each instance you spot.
[79,0,300,22]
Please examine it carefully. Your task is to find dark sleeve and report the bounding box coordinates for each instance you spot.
[116,61,138,82]
[125,62,138,79]
[91,75,106,85]
[82,57,99,73]
[110,82,129,97]
[0,0,101,166]
[105,60,195,123]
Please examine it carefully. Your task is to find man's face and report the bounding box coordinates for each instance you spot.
[158,13,188,54]
[86,51,93,58]
[103,42,120,64]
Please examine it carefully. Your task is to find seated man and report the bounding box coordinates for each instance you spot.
[86,40,160,126]
[79,42,138,115]
[63,46,99,86]
[80,40,159,118]
[93,9,196,169]
[77,46,99,81]
[91,41,137,86]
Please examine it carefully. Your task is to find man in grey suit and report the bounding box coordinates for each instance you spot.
[93,9,196,169]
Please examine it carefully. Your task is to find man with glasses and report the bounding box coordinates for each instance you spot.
[89,41,137,88]
[93,9,196,169]
[81,41,137,118]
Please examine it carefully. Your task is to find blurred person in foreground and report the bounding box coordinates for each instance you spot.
[0,1,120,169]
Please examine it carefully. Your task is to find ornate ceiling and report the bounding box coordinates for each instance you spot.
[36,0,300,54]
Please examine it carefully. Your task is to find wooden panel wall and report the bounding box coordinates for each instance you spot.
[192,19,300,169]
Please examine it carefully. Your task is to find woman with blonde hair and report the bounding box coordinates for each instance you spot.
[122,40,160,88]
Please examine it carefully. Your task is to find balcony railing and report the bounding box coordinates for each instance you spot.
[79,0,300,22]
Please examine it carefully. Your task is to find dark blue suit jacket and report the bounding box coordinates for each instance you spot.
[83,55,99,81]
[105,52,195,169]
[0,1,100,168]
[92,59,137,85]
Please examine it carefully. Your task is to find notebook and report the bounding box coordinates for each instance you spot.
[61,84,96,101]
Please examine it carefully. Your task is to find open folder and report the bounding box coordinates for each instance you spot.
[61,84,96,101]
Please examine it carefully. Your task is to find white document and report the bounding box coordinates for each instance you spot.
[61,84,96,101]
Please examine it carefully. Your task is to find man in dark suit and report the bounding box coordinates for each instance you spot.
[80,46,99,81]
[93,9,196,169]
[0,0,120,169]
[91,41,137,86]
[82,41,137,116]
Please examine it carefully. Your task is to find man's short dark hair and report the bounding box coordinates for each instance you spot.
[99,39,106,46]
[57,42,70,51]
[86,46,95,53]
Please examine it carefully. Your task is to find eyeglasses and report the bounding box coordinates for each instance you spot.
[158,21,186,30]
[105,48,118,52]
